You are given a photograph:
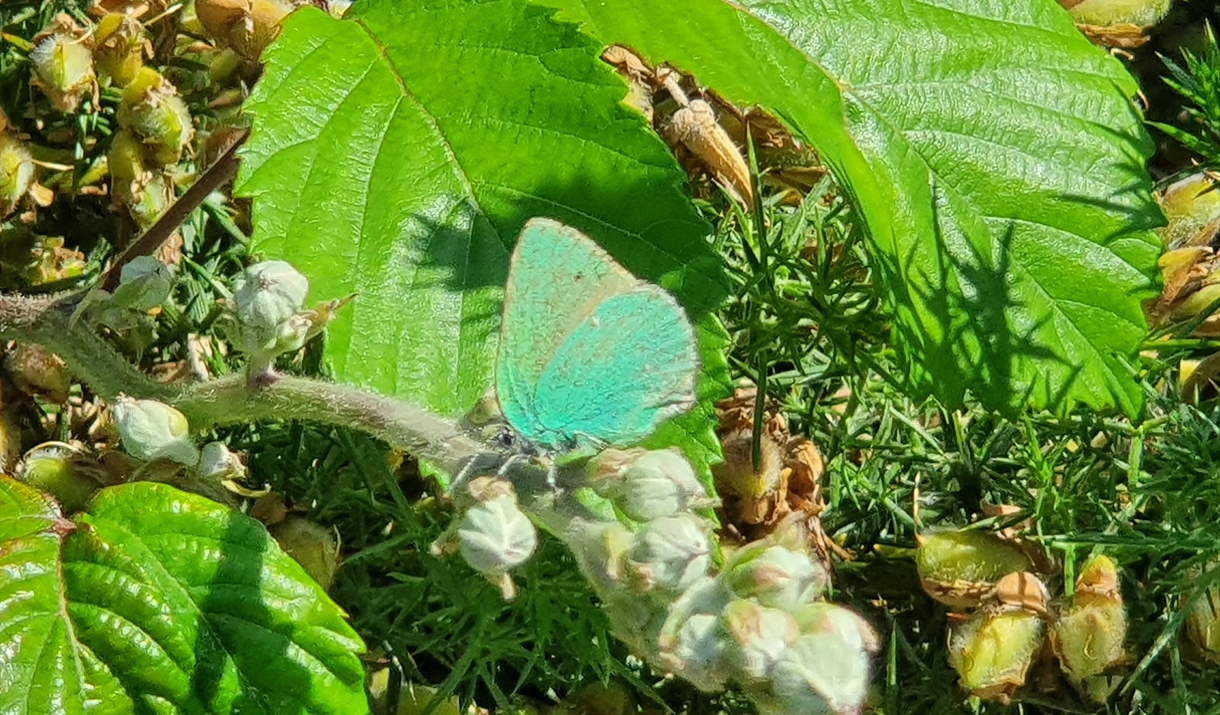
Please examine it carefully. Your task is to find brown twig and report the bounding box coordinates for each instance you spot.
[100,129,247,291]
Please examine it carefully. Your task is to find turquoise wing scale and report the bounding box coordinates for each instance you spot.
[496,218,698,452]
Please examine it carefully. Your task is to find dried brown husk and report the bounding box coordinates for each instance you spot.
[600,47,823,207]
[712,385,838,560]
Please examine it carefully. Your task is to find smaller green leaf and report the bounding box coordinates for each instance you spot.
[0,476,133,715]
[0,480,369,715]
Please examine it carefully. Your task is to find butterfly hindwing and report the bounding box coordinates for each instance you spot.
[531,285,697,448]
[496,218,697,451]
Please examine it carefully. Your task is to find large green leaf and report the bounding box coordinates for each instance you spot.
[0,479,368,715]
[552,0,1162,415]
[237,0,731,470]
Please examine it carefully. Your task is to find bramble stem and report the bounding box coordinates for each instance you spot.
[0,290,494,480]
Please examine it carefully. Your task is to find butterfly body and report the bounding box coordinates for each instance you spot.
[495,218,698,456]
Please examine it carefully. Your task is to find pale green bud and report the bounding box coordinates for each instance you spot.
[457,494,537,577]
[111,256,174,312]
[725,543,831,610]
[30,16,95,113]
[723,599,799,682]
[232,260,309,355]
[112,395,199,465]
[587,447,709,522]
[626,514,712,594]
[1052,555,1126,699]
[761,604,878,715]
[117,67,193,166]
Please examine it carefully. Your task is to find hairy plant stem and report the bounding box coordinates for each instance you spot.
[0,290,491,478]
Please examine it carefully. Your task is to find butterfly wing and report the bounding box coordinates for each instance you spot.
[530,284,698,448]
[497,218,637,448]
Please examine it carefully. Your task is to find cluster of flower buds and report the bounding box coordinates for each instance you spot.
[109,66,193,226]
[561,448,877,715]
[228,260,349,383]
[917,528,1127,703]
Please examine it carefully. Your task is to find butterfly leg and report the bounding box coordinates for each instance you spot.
[450,451,503,495]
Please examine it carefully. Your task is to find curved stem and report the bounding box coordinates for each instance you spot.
[0,291,500,483]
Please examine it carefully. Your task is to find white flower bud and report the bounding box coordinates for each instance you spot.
[197,441,246,482]
[457,494,537,577]
[112,256,174,312]
[662,612,728,692]
[725,544,831,610]
[112,395,198,465]
[657,576,733,691]
[764,604,878,715]
[626,514,712,594]
[232,260,309,355]
[564,517,633,592]
[723,599,799,682]
[587,447,709,522]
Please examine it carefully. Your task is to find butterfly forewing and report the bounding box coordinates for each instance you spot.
[497,218,638,448]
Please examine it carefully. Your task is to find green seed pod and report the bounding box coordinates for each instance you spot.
[947,592,1046,703]
[111,255,175,312]
[94,13,148,87]
[759,603,878,715]
[117,67,193,166]
[456,493,538,577]
[271,516,341,590]
[625,514,713,594]
[30,15,95,113]
[1052,555,1126,701]
[111,395,199,466]
[1184,571,1220,662]
[0,133,35,218]
[5,343,71,403]
[1065,0,1172,26]
[722,599,800,682]
[586,447,710,522]
[1174,282,1220,323]
[724,542,831,611]
[916,529,1034,609]
[16,442,101,513]
[1158,173,1220,250]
